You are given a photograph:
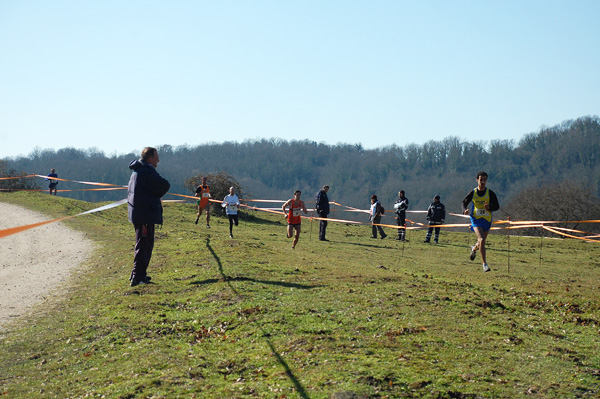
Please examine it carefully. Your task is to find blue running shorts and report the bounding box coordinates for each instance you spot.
[470,217,492,232]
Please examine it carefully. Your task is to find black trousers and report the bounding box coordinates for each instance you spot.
[426,225,441,241]
[228,214,239,233]
[397,212,406,239]
[318,211,328,239]
[131,223,155,280]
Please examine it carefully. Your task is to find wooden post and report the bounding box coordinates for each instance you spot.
[507,217,511,274]
[402,227,406,258]
[539,224,544,268]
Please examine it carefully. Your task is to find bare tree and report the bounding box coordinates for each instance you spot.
[505,180,600,236]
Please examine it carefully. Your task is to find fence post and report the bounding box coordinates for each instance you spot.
[507,217,511,274]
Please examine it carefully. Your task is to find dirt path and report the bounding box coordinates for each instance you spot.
[0,202,93,330]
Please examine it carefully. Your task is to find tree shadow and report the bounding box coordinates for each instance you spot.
[202,237,312,398]
[202,237,322,290]
[341,240,391,249]
[191,276,321,289]
[244,213,284,226]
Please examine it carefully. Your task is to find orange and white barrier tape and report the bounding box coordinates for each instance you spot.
[0,199,127,239]
[3,174,600,242]
[0,174,37,180]
[33,174,124,187]
[542,225,600,243]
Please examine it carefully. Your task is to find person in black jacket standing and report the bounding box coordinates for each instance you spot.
[393,190,409,241]
[127,147,171,287]
[315,185,330,241]
[424,195,445,243]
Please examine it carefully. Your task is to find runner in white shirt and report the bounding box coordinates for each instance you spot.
[222,186,240,238]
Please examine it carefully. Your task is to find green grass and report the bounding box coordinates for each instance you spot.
[1,192,599,398]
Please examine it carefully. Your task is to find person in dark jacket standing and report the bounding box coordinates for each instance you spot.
[393,190,409,241]
[424,195,445,243]
[315,185,330,241]
[127,147,171,287]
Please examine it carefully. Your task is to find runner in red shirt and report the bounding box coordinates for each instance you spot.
[194,176,211,228]
[282,190,308,249]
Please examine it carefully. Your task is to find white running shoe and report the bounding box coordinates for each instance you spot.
[470,246,477,261]
[482,263,490,272]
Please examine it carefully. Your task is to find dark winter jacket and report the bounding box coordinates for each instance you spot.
[127,159,171,225]
[426,201,446,225]
[394,196,409,215]
[315,189,330,215]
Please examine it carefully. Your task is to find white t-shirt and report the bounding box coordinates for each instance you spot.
[222,194,240,215]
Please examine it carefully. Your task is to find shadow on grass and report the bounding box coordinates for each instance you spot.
[204,237,311,399]
[243,212,284,226]
[191,276,322,289]
[340,240,392,249]
[418,240,514,254]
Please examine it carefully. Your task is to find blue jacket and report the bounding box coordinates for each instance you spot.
[127,159,170,225]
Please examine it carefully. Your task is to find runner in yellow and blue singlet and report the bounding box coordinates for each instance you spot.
[462,171,500,272]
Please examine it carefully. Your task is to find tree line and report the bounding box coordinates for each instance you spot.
[2,115,600,231]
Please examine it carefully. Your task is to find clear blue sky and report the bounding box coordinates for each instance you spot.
[1,1,599,159]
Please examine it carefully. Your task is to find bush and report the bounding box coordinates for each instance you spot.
[184,171,244,214]
[0,161,40,191]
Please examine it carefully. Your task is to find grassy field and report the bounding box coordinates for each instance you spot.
[1,192,599,399]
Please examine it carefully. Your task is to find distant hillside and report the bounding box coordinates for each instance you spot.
[3,115,599,216]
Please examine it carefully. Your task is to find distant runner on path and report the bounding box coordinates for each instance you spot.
[46,168,58,195]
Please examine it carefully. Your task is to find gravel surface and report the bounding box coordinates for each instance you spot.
[0,202,93,330]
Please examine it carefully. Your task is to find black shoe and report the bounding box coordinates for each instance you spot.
[424,239,430,243]
[319,238,329,241]
[470,246,477,261]
[434,240,438,244]
[130,276,150,286]
[194,218,199,225]
[380,234,387,239]
[370,236,377,239]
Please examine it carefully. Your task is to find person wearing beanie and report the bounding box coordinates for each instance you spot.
[424,195,445,243]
